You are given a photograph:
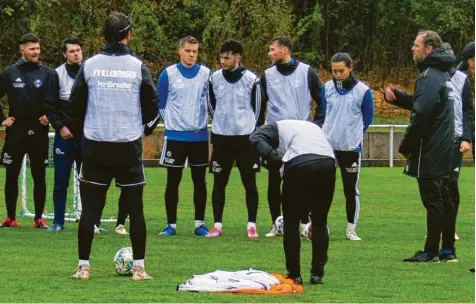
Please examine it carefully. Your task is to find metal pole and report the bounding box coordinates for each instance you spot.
[389,126,394,167]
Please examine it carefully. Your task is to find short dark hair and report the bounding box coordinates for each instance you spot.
[179,36,199,48]
[103,11,131,43]
[219,39,243,56]
[19,33,40,45]
[62,37,82,53]
[418,30,442,49]
[331,52,352,68]
[270,36,293,52]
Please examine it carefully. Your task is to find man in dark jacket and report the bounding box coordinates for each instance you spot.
[0,33,57,229]
[384,30,457,262]
[457,42,475,162]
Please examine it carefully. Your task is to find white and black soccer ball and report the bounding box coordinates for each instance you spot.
[114,247,133,276]
[304,222,312,240]
[274,216,284,235]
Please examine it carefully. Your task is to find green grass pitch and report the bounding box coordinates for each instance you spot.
[0,167,474,302]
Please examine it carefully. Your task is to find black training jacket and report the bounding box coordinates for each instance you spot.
[0,59,58,134]
[392,47,456,178]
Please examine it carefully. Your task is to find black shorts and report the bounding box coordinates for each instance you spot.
[209,140,260,175]
[160,138,209,168]
[1,128,49,168]
[450,139,463,180]
[79,159,145,188]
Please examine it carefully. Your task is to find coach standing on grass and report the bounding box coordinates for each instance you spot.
[384,30,457,262]
[70,11,158,280]
[250,120,336,285]
[260,36,325,237]
[0,33,57,229]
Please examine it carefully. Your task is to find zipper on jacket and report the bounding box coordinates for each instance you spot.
[417,138,423,178]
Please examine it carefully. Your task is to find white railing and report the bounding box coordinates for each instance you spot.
[20,124,408,219]
[367,124,408,167]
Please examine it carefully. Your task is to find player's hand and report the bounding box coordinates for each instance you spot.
[460,140,471,153]
[384,87,396,103]
[39,115,49,126]
[1,117,15,127]
[60,126,73,140]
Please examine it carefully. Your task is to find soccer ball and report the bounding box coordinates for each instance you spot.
[114,247,133,276]
[304,222,312,240]
[274,216,284,235]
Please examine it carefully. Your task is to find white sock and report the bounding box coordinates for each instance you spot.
[214,222,223,230]
[347,222,356,230]
[79,259,89,267]
[133,259,145,268]
[169,223,176,229]
[247,222,256,229]
[195,220,204,228]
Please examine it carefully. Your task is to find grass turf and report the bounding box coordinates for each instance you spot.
[1,167,474,302]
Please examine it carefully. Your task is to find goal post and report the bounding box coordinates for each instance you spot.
[20,132,119,223]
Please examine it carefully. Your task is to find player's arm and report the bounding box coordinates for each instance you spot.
[70,64,89,123]
[0,69,7,123]
[140,63,159,136]
[208,75,216,118]
[258,73,268,125]
[250,123,282,167]
[391,88,414,111]
[398,77,439,158]
[157,69,168,124]
[362,88,374,132]
[251,78,265,126]
[308,67,325,127]
[45,71,64,131]
[461,77,473,143]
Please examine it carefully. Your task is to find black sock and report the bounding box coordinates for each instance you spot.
[212,173,229,223]
[5,163,22,220]
[123,186,146,260]
[239,170,258,223]
[165,167,183,224]
[31,165,46,221]
[191,166,207,221]
[116,190,129,226]
[78,183,107,260]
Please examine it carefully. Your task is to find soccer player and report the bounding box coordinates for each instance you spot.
[250,120,336,285]
[70,11,158,280]
[45,37,83,231]
[441,43,473,241]
[457,42,475,163]
[0,33,57,229]
[205,39,262,239]
[384,30,457,262]
[260,36,325,237]
[321,53,374,240]
[157,36,210,236]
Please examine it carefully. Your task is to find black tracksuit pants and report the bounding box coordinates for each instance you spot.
[282,158,336,278]
[417,178,455,255]
[334,150,361,224]
[268,166,309,226]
